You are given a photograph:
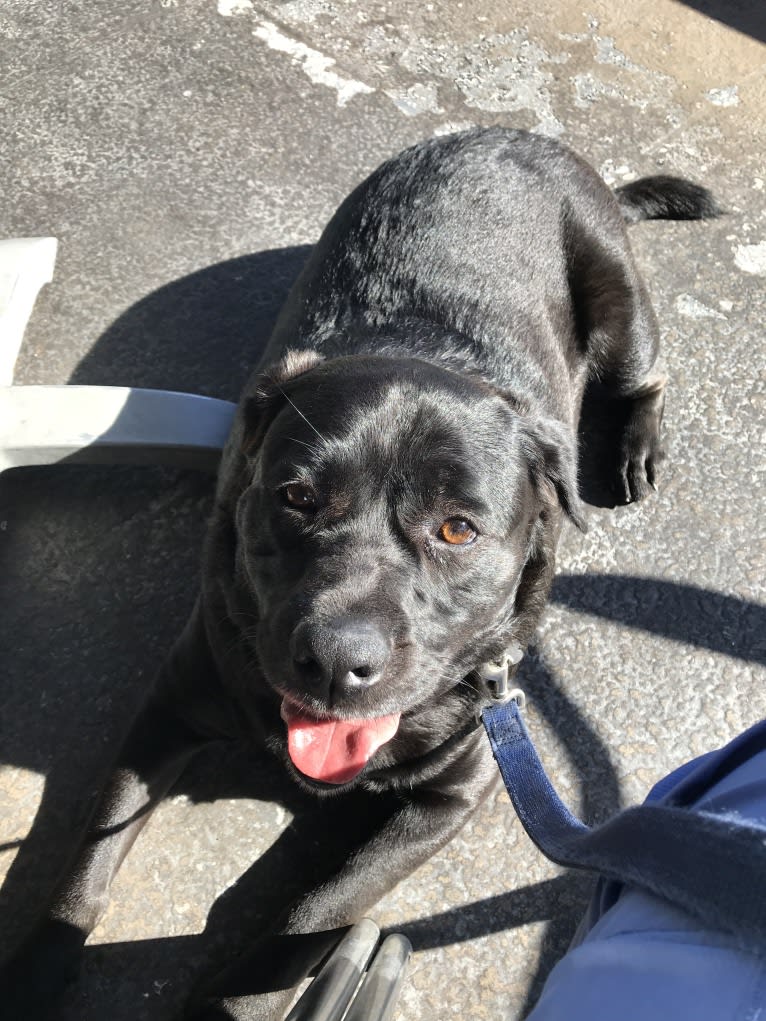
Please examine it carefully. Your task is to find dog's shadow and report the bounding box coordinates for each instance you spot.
[0,245,313,967]
[1,249,762,1018]
[68,245,313,400]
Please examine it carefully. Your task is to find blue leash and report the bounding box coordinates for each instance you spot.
[481,694,766,952]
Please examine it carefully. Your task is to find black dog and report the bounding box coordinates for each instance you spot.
[1,127,717,1019]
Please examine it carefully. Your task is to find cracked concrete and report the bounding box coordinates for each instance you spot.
[1,1,764,1018]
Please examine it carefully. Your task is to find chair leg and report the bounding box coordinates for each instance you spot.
[0,237,58,386]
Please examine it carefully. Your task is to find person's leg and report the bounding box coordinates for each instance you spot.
[526,743,766,1021]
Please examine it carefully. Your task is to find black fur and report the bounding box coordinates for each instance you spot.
[615,175,722,223]
[0,127,718,1020]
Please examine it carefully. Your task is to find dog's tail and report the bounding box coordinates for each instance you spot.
[615,176,722,224]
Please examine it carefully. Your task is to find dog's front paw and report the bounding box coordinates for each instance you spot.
[0,920,85,1019]
[616,432,665,504]
[614,377,667,504]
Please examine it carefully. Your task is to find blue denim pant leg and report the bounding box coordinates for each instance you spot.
[526,744,766,1021]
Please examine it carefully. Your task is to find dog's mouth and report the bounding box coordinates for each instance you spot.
[280,698,401,785]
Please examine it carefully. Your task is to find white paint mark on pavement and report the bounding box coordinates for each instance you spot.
[384,83,442,116]
[600,159,637,185]
[253,21,374,107]
[595,36,642,71]
[706,86,739,107]
[675,294,726,320]
[397,28,566,136]
[218,0,253,13]
[734,241,766,275]
[433,120,476,137]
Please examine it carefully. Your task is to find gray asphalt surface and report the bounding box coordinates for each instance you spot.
[1,2,764,1018]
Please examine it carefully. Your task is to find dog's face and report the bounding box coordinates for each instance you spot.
[232,351,583,788]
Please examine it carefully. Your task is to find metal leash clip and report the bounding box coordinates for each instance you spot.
[476,644,526,706]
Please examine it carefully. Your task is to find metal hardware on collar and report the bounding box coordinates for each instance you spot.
[476,644,525,704]
[508,687,526,709]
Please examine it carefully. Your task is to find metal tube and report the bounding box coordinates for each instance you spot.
[344,933,412,1021]
[285,919,380,1021]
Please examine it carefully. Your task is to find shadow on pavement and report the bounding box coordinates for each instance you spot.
[69,246,312,400]
[676,0,766,44]
[552,574,766,667]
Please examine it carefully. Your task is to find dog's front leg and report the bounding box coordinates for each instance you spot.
[186,740,496,1021]
[566,207,669,504]
[0,618,217,1018]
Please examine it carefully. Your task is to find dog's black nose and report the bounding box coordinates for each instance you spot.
[291,618,390,700]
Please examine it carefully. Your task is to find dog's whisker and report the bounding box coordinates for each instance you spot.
[224,610,259,623]
[221,626,261,661]
[274,384,326,442]
[286,435,319,452]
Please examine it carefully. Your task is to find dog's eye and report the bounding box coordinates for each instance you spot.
[438,518,477,545]
[282,483,317,511]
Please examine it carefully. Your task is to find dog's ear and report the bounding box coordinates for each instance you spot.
[519,416,588,532]
[242,349,324,455]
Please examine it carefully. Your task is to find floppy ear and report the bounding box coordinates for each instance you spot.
[519,416,588,532]
[242,349,324,455]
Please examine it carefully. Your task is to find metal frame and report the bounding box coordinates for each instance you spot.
[286,920,411,1021]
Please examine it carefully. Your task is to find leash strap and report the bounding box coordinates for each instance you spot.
[481,697,766,951]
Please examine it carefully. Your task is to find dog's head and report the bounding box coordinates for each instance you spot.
[227,350,584,788]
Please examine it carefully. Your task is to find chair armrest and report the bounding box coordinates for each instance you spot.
[0,385,236,473]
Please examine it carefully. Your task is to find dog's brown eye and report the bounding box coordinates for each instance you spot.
[438,518,477,545]
[283,483,317,511]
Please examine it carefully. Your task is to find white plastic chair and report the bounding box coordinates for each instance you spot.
[0,238,236,474]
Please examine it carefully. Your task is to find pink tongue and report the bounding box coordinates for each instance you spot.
[282,701,401,785]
